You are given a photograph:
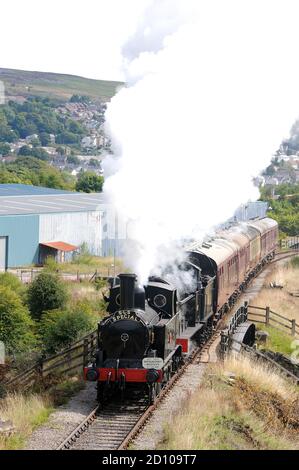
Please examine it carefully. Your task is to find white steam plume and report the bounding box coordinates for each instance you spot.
[104,0,299,283]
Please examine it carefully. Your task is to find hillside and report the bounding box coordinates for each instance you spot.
[0,68,123,102]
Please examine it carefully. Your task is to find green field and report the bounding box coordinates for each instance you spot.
[0,67,123,102]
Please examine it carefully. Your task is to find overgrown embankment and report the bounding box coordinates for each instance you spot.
[252,258,299,323]
[251,257,299,356]
[161,357,299,450]
[0,375,84,450]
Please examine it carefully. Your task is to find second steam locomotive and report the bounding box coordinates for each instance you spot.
[84,217,278,402]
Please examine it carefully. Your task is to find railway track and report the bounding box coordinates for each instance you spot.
[57,396,148,450]
[56,327,220,451]
[56,249,298,451]
[272,249,299,264]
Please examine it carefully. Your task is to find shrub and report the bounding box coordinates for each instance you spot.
[0,286,36,354]
[39,304,96,353]
[75,171,104,193]
[72,242,93,265]
[0,272,24,296]
[27,272,68,320]
[43,256,60,272]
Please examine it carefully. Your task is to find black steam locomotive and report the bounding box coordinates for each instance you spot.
[84,270,215,403]
[84,217,278,403]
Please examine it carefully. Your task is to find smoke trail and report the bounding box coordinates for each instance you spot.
[104,0,299,283]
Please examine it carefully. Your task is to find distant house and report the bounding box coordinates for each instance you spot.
[43,146,57,156]
[264,176,279,186]
[49,134,56,144]
[81,136,97,148]
[25,134,39,143]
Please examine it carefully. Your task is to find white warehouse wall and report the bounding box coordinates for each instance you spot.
[39,211,102,256]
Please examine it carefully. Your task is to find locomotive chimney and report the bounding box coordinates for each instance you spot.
[119,273,136,310]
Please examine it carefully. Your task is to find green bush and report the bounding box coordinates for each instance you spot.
[39,304,96,353]
[0,285,36,354]
[0,272,25,296]
[72,242,93,265]
[27,272,68,320]
[75,171,104,193]
[43,257,60,272]
[260,183,299,236]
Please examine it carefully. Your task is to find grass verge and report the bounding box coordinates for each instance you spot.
[251,261,299,323]
[160,356,299,450]
[0,394,53,450]
[0,375,85,450]
[46,256,124,275]
[256,325,295,356]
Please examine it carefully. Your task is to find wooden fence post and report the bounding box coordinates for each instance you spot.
[83,339,89,367]
[36,357,44,379]
[244,301,248,322]
[291,319,296,337]
[265,306,270,326]
[220,331,227,360]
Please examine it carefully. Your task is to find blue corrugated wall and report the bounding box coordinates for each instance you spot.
[0,215,39,267]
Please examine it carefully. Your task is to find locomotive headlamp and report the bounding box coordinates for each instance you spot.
[86,368,99,382]
[146,369,159,384]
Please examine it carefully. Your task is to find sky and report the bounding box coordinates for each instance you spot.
[0,0,151,81]
[103,0,299,282]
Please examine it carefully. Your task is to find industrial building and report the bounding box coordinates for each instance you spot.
[0,184,124,270]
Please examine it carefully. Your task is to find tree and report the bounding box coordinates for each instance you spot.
[260,182,299,236]
[67,155,80,165]
[18,146,49,161]
[67,120,85,135]
[70,94,91,104]
[31,147,49,161]
[18,145,32,156]
[27,272,68,320]
[56,146,66,156]
[89,158,101,168]
[0,285,36,353]
[0,157,76,190]
[56,131,80,145]
[31,137,41,147]
[39,132,51,146]
[0,143,10,156]
[75,171,104,193]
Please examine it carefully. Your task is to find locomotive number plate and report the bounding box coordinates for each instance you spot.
[112,310,141,322]
[142,357,164,370]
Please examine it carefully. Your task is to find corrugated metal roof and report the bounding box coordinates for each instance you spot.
[0,184,72,196]
[0,184,106,216]
[40,241,78,252]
